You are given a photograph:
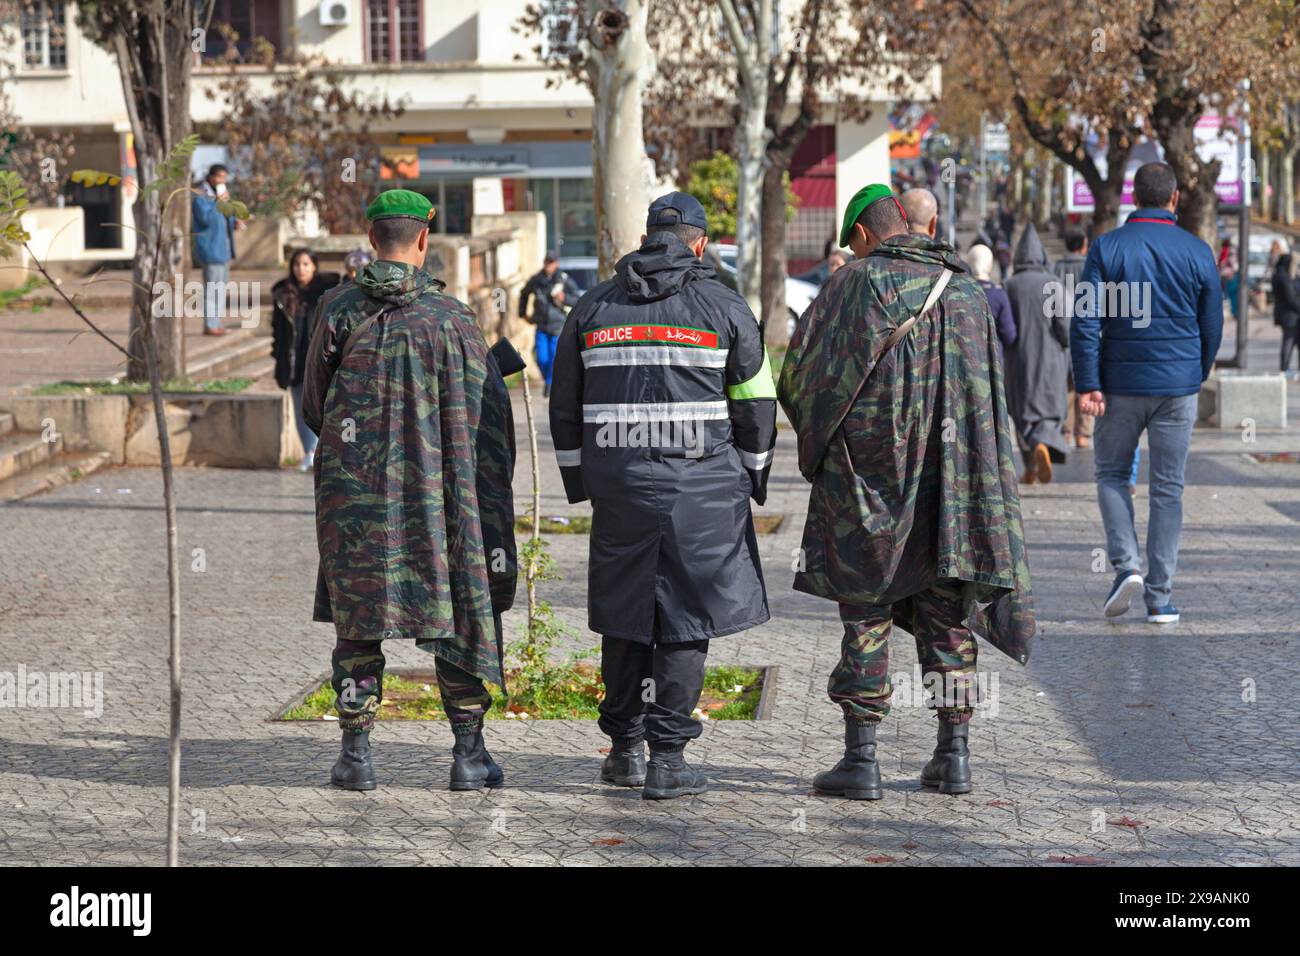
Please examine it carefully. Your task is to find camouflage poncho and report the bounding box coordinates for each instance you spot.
[778,234,1036,664]
[303,260,517,685]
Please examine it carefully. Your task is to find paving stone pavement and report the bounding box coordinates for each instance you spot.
[1,374,1298,867]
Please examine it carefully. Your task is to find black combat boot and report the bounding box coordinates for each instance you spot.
[449,728,505,791]
[331,730,377,791]
[601,738,647,787]
[642,748,707,800]
[920,720,972,794]
[813,720,883,800]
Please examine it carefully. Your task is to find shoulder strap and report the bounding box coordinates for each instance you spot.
[882,267,953,350]
[809,266,956,476]
[338,303,394,365]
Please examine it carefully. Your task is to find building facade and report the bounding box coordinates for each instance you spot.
[2,1,938,266]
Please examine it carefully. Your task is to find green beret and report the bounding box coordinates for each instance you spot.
[366,188,435,224]
[839,183,899,248]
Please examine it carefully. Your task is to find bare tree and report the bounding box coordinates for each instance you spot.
[718,0,770,318]
[577,2,658,277]
[73,0,199,381]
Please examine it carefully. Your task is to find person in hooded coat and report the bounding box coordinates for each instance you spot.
[1004,223,1071,484]
[779,184,1036,800]
[549,191,777,801]
[303,189,518,794]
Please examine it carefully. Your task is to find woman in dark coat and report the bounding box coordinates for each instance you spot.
[271,248,340,470]
[1274,249,1300,374]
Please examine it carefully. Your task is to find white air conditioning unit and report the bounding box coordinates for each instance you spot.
[319,1,351,27]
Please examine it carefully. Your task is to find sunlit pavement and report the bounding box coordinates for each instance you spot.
[1,368,1297,865]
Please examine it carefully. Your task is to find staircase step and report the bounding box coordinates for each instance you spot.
[0,449,110,503]
[239,357,277,384]
[0,430,63,481]
[0,412,13,436]
[187,333,273,381]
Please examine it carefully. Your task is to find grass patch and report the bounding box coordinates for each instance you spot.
[0,276,48,312]
[32,377,254,396]
[753,514,784,534]
[280,663,766,722]
[514,514,592,534]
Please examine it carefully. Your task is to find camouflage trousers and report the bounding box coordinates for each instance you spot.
[829,580,978,726]
[331,638,492,736]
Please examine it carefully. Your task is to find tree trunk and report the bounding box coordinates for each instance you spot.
[759,162,787,348]
[1256,147,1270,218]
[733,87,767,317]
[720,0,770,319]
[127,154,185,381]
[108,9,193,382]
[1163,121,1220,246]
[1034,153,1052,226]
[585,1,656,280]
[1283,149,1297,226]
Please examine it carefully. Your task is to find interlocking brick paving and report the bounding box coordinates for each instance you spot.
[1,352,1297,866]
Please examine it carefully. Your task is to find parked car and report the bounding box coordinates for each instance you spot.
[705,243,819,337]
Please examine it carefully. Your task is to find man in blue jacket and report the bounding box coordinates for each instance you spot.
[1071,162,1223,625]
[191,164,240,336]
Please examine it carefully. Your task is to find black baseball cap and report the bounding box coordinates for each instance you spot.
[646,191,708,231]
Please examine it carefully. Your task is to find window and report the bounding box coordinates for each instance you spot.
[540,2,580,60]
[201,0,283,62]
[21,1,67,70]
[367,0,422,63]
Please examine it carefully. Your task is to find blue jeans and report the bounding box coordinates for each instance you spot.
[290,383,318,459]
[202,261,230,331]
[1094,393,1198,609]
[535,329,559,387]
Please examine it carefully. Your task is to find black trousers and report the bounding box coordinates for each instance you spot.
[598,636,709,752]
[1281,323,1299,372]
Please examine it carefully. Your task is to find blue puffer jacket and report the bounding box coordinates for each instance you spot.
[1070,208,1223,396]
[191,191,236,266]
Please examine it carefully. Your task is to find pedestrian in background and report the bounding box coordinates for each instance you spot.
[1273,242,1300,374]
[1004,224,1070,484]
[967,243,1016,360]
[1055,228,1094,449]
[796,249,848,287]
[190,163,243,337]
[1071,162,1223,626]
[271,248,339,472]
[519,252,578,398]
[343,248,372,284]
[1220,239,1241,324]
[900,187,938,239]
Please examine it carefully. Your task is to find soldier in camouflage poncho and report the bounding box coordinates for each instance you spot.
[303,189,517,793]
[779,184,1036,800]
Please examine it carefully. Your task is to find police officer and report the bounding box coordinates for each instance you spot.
[550,192,777,799]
